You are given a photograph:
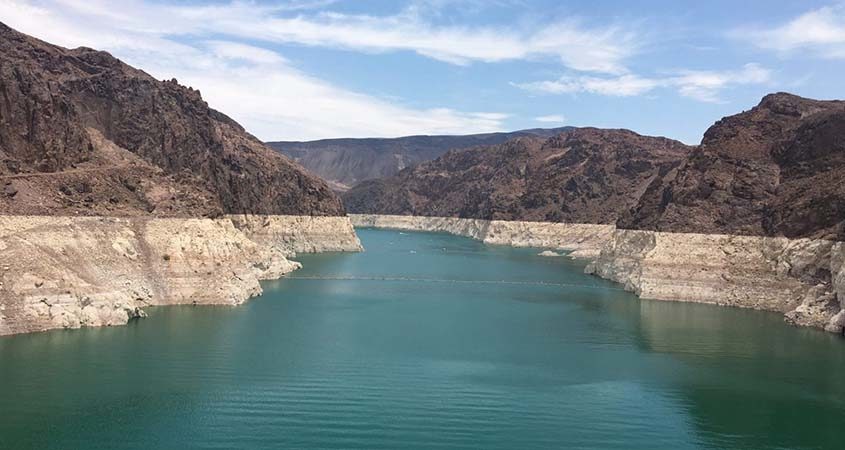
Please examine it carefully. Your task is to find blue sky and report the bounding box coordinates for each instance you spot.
[3,1,845,143]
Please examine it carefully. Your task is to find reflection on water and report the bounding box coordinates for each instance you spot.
[0,229,843,450]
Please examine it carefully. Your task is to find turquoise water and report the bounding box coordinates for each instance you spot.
[1,228,844,449]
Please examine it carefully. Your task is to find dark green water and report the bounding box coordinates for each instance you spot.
[1,229,844,449]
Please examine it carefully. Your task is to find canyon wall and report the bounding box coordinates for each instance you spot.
[343,94,845,336]
[350,214,613,257]
[229,215,362,255]
[352,214,845,335]
[0,215,360,336]
[0,23,363,336]
[268,127,572,191]
[343,129,690,223]
[585,230,844,333]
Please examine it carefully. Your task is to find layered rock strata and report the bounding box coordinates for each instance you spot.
[0,215,361,336]
[585,230,844,334]
[350,214,613,257]
[229,215,362,255]
[352,214,845,335]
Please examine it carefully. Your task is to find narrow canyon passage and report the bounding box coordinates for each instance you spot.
[1,229,844,449]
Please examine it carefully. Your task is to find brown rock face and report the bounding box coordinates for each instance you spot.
[343,128,691,223]
[0,22,344,217]
[619,93,845,240]
[268,127,573,190]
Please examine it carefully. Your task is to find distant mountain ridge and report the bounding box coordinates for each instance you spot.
[342,128,692,223]
[343,93,845,241]
[267,127,573,190]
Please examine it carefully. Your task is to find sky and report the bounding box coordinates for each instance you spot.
[2,1,845,143]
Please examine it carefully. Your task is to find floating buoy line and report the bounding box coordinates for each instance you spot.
[283,275,625,291]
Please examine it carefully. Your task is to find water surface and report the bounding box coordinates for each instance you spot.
[1,229,844,449]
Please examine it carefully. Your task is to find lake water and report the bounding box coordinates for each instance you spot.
[1,228,844,449]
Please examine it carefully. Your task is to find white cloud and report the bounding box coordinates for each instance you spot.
[219,14,637,73]
[181,64,510,140]
[515,74,658,96]
[513,63,772,103]
[534,115,566,124]
[205,41,288,65]
[9,0,641,74]
[672,64,771,102]
[736,5,845,58]
[0,0,512,140]
[180,3,639,73]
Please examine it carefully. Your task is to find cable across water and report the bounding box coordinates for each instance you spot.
[283,275,625,291]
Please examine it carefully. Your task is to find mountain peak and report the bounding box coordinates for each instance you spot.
[0,22,344,217]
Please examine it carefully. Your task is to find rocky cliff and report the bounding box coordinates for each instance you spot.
[354,213,845,335]
[590,93,845,334]
[585,230,845,333]
[0,23,360,335]
[268,127,572,190]
[0,21,343,217]
[0,215,361,336]
[350,214,614,258]
[343,128,691,222]
[619,93,845,241]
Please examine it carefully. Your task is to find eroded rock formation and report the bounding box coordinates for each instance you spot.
[0,215,361,336]
[0,22,360,335]
[350,213,614,257]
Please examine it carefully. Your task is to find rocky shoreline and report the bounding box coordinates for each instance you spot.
[0,24,365,337]
[350,214,614,258]
[351,214,845,335]
[0,215,361,336]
